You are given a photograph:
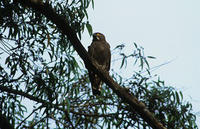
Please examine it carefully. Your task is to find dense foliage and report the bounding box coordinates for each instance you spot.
[0,0,198,128]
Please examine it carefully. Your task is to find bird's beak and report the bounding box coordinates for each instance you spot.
[93,33,101,41]
[96,36,100,40]
[96,33,101,40]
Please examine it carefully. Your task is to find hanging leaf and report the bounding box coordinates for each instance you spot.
[86,22,93,36]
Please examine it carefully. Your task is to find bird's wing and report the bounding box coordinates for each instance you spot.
[106,42,111,71]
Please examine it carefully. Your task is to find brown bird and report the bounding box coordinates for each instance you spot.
[88,32,111,95]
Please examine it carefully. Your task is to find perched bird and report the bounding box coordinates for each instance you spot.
[88,32,111,95]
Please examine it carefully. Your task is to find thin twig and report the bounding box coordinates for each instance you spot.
[16,107,41,129]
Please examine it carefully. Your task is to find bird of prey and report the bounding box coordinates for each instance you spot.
[88,32,111,95]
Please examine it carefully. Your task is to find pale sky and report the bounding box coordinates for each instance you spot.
[82,0,200,127]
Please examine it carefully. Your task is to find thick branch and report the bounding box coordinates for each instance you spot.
[13,0,166,128]
[0,113,14,129]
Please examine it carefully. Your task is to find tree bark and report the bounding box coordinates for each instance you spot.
[0,113,14,129]
[13,0,167,128]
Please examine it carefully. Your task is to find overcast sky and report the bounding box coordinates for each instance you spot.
[82,0,200,127]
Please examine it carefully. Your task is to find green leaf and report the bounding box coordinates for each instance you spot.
[114,44,125,50]
[147,56,156,59]
[83,9,88,19]
[65,98,70,113]
[133,42,138,48]
[175,91,180,104]
[140,56,143,69]
[144,58,149,68]
[179,91,183,101]
[86,22,93,36]
[120,56,126,68]
[91,0,94,9]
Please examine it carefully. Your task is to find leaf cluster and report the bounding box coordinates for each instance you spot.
[0,0,198,129]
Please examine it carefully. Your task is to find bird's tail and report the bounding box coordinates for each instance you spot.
[92,75,102,95]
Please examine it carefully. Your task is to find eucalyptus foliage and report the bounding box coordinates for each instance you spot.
[0,0,198,129]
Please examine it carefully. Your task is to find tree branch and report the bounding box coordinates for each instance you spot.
[13,0,166,128]
[0,86,123,128]
[0,113,14,129]
[0,86,48,105]
[16,107,41,129]
[70,110,118,118]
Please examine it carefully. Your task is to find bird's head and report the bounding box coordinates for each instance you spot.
[93,32,106,41]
